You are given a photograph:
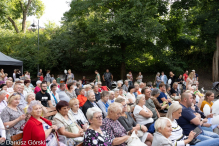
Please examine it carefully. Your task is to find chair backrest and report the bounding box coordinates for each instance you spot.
[44,107,57,119]
[11,133,23,146]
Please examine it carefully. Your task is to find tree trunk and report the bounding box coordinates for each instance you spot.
[22,11,27,33]
[21,0,32,33]
[212,35,219,82]
[120,43,126,80]
[7,17,19,33]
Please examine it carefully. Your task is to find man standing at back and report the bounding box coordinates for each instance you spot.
[177,92,219,140]
[183,70,188,82]
[37,69,42,80]
[160,71,168,85]
[102,69,113,89]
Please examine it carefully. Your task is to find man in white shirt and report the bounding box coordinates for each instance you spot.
[0,90,7,115]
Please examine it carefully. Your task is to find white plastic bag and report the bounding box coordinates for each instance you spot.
[126,131,147,146]
[203,104,211,116]
[212,115,219,125]
[212,100,219,115]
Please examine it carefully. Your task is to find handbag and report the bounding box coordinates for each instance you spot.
[126,131,147,146]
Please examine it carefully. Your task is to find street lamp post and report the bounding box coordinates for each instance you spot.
[30,20,40,74]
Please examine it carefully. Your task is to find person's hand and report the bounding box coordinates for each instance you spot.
[202,118,208,123]
[19,114,26,121]
[207,114,213,118]
[50,125,58,131]
[141,125,148,133]
[188,131,195,141]
[82,123,88,131]
[0,137,6,143]
[164,104,168,108]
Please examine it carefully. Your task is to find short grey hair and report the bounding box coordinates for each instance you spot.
[97,81,102,85]
[108,102,123,113]
[135,94,145,105]
[154,117,172,132]
[117,81,122,86]
[151,88,161,96]
[108,91,114,95]
[27,100,42,114]
[140,82,144,85]
[36,80,42,85]
[0,90,7,96]
[88,90,94,97]
[25,92,35,102]
[166,103,182,120]
[86,107,102,121]
[156,72,160,76]
[124,80,128,83]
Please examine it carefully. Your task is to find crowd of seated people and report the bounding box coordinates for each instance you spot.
[0,69,219,146]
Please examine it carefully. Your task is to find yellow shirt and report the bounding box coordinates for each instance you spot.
[200,100,213,112]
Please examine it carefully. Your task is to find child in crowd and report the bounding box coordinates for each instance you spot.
[56,75,61,84]
[40,73,44,81]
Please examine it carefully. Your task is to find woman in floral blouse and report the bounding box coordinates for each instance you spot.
[84,107,113,146]
[101,102,130,146]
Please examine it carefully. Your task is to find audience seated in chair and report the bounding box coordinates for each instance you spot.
[22,100,65,146]
[166,102,219,146]
[53,101,84,146]
[69,98,88,131]
[116,98,153,146]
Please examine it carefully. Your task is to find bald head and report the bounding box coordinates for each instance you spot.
[181,92,193,107]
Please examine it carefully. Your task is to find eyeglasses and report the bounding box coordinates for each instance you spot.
[122,104,127,107]
[94,115,102,120]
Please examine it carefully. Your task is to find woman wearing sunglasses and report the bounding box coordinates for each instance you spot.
[116,98,153,146]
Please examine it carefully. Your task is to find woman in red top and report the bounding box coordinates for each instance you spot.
[21,100,65,146]
[77,88,87,107]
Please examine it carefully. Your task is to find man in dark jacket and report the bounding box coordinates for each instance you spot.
[82,90,102,118]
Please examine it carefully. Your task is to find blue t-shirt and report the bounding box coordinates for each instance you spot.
[176,104,202,136]
[157,92,166,102]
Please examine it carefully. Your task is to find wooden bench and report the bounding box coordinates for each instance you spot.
[11,133,23,146]
[44,107,57,119]
[77,142,83,146]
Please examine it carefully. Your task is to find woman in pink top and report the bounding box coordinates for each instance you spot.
[34,80,42,94]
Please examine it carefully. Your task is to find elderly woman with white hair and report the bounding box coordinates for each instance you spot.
[101,102,130,146]
[116,98,153,146]
[84,107,113,145]
[23,92,47,116]
[133,94,154,131]
[34,80,42,94]
[22,100,65,146]
[166,103,219,146]
[152,117,173,146]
